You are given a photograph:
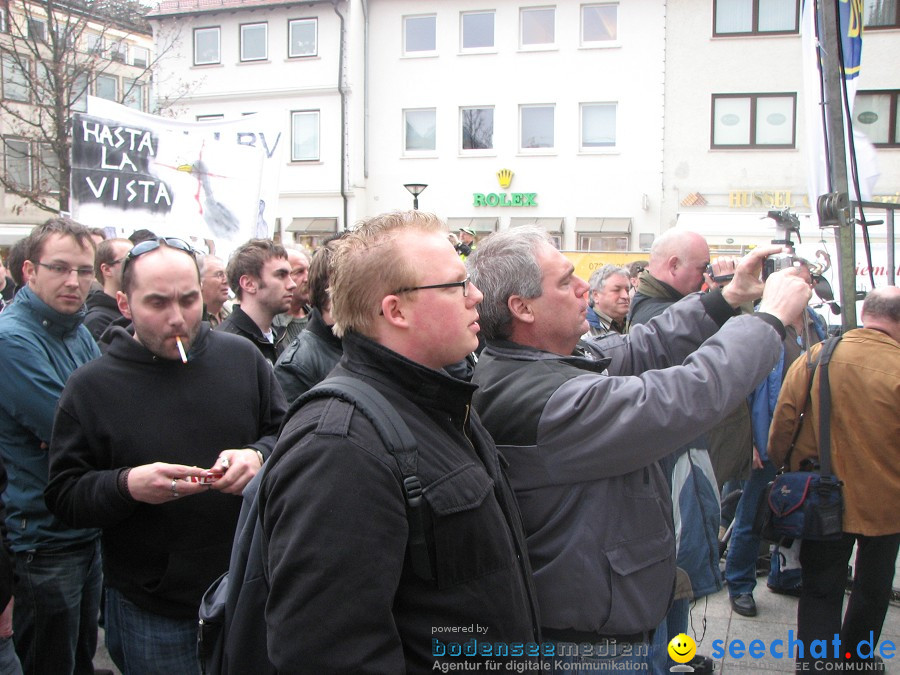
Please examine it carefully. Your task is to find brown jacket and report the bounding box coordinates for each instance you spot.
[768,328,900,536]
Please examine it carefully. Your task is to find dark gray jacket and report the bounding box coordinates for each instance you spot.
[472,291,784,636]
[273,309,342,404]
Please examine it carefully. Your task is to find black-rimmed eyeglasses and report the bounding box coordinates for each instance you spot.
[393,274,471,298]
[121,238,195,277]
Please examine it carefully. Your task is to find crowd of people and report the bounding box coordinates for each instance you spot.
[0,213,896,675]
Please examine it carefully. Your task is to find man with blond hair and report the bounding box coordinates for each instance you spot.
[260,211,539,671]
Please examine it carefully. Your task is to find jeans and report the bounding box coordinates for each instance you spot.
[12,538,102,675]
[796,532,900,671]
[0,636,22,675]
[550,639,651,673]
[105,586,200,675]
[650,598,688,674]
[724,460,778,597]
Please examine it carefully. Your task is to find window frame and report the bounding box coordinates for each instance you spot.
[291,110,320,162]
[460,106,495,153]
[196,114,225,122]
[519,104,556,152]
[240,22,268,62]
[123,79,145,111]
[403,108,437,155]
[288,18,318,58]
[863,0,900,29]
[2,55,31,103]
[403,14,437,56]
[38,143,60,194]
[3,138,32,190]
[193,26,221,66]
[519,6,556,50]
[580,102,618,151]
[713,0,800,37]
[460,10,496,52]
[855,89,900,147]
[95,73,118,101]
[710,92,797,149]
[581,3,619,46]
[27,17,47,42]
[131,46,150,68]
[577,233,630,252]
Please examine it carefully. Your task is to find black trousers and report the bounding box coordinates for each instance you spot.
[796,532,900,670]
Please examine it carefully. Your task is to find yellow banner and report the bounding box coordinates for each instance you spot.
[561,251,647,282]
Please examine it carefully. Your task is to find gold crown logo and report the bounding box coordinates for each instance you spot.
[497,168,514,189]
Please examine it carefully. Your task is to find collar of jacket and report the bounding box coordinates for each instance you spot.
[306,308,341,349]
[482,338,612,373]
[341,330,478,416]
[104,321,212,364]
[634,271,683,301]
[229,305,285,348]
[13,284,87,338]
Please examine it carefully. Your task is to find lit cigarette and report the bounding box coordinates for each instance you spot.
[175,336,188,364]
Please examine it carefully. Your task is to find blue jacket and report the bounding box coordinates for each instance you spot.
[0,285,100,551]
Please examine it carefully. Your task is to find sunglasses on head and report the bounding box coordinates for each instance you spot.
[122,238,195,277]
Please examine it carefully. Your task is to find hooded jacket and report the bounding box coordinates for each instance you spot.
[83,287,123,342]
[45,324,286,618]
[0,285,100,552]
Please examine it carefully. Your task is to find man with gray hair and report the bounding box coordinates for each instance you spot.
[584,264,630,338]
[467,225,811,672]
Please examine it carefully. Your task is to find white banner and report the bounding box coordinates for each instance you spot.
[72,97,284,253]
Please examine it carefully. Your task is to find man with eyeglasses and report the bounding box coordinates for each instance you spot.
[198,254,231,328]
[0,218,103,675]
[45,237,286,675]
[84,238,134,342]
[260,211,539,671]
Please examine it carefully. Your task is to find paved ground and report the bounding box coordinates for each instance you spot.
[91,554,899,674]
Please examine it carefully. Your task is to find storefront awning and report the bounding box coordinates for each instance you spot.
[446,217,499,233]
[509,217,564,233]
[286,217,339,233]
[575,217,632,233]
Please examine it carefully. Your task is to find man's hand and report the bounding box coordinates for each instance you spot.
[752,446,763,471]
[757,268,813,326]
[0,598,13,639]
[720,245,787,308]
[209,449,263,496]
[127,463,208,504]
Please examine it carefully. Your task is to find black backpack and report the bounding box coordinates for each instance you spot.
[197,376,433,674]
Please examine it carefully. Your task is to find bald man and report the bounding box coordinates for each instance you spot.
[769,286,900,673]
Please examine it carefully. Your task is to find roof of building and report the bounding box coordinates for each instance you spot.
[146,0,324,19]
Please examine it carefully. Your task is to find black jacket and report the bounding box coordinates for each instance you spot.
[83,288,123,342]
[260,331,540,672]
[216,305,285,365]
[45,324,287,619]
[273,309,342,404]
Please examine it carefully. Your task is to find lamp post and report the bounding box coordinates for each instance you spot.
[403,183,428,210]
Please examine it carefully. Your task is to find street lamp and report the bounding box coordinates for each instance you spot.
[403,183,428,210]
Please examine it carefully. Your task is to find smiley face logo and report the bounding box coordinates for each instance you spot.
[667,633,697,664]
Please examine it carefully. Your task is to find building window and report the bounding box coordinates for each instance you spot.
[711,93,796,148]
[3,139,31,190]
[404,109,436,152]
[123,80,144,111]
[578,234,629,251]
[520,104,555,150]
[461,11,495,50]
[2,55,30,102]
[714,0,799,36]
[0,8,7,33]
[194,27,220,65]
[404,15,436,54]
[520,7,555,48]
[71,71,89,112]
[108,41,127,63]
[27,17,46,42]
[581,103,617,149]
[864,0,899,27]
[288,18,317,57]
[95,74,117,101]
[291,110,320,161]
[84,32,103,54]
[132,46,149,68]
[38,144,59,193]
[241,22,267,62]
[461,107,494,151]
[197,114,224,122]
[855,91,899,147]
[582,4,618,44]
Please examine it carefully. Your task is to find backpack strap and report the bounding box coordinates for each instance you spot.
[815,335,842,477]
[295,376,435,581]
